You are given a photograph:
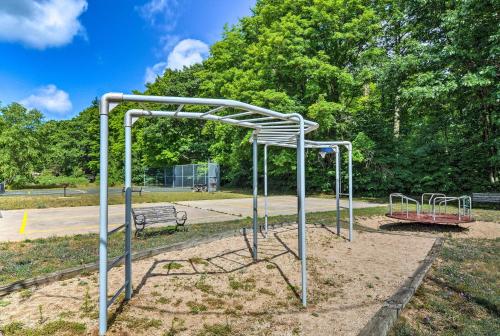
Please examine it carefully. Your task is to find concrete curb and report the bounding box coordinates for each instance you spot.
[358,237,444,336]
[0,229,244,298]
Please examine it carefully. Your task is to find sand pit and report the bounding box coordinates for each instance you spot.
[0,226,436,335]
[358,215,500,239]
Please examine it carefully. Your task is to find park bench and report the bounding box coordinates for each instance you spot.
[132,205,187,237]
[122,186,143,196]
[472,193,500,204]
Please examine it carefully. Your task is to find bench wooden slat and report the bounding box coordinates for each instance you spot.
[472,193,500,203]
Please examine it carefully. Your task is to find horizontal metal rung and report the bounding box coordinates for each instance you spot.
[219,111,254,120]
[108,224,125,236]
[239,116,275,122]
[256,121,294,126]
[201,106,225,116]
[107,253,128,271]
[261,125,300,128]
[107,282,128,308]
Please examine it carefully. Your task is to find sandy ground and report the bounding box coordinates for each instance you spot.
[0,196,383,241]
[357,215,500,239]
[0,226,435,335]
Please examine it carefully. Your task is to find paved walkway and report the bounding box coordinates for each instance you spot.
[0,196,383,241]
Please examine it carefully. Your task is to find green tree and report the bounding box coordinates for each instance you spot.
[0,103,43,185]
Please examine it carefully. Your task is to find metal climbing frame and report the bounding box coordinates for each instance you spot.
[261,141,354,242]
[99,93,319,335]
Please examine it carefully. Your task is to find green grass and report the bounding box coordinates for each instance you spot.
[0,205,496,290]
[390,238,500,336]
[0,190,250,210]
[186,300,208,314]
[196,322,233,336]
[0,319,86,336]
[163,261,184,270]
[0,207,383,287]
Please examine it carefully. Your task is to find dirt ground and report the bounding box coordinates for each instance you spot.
[0,226,436,335]
[357,215,500,239]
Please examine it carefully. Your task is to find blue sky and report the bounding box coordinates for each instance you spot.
[0,0,255,119]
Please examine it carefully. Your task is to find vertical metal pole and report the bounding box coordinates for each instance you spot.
[348,145,353,242]
[124,124,132,300]
[163,167,167,187]
[297,116,307,307]
[297,136,302,259]
[99,103,109,336]
[264,144,268,237]
[335,146,340,235]
[252,134,258,261]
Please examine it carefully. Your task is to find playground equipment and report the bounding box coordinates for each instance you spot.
[387,192,474,224]
[261,142,353,242]
[98,93,353,335]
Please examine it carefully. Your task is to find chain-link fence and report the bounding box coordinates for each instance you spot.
[142,163,220,191]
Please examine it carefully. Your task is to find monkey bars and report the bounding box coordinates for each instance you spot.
[98,93,352,335]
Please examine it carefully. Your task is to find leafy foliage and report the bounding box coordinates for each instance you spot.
[0,0,498,194]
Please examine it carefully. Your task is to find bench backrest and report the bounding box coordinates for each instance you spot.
[472,193,500,203]
[132,206,177,225]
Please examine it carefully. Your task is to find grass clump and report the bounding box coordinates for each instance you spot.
[196,322,233,336]
[203,297,225,309]
[0,320,86,336]
[186,300,208,314]
[19,289,32,299]
[163,261,184,270]
[194,274,213,293]
[163,317,187,336]
[79,287,96,318]
[122,316,162,330]
[228,276,256,291]
[156,296,171,304]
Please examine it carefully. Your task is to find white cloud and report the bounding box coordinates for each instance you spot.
[144,62,167,84]
[144,39,209,83]
[167,39,209,70]
[0,0,88,49]
[136,0,178,30]
[21,85,72,115]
